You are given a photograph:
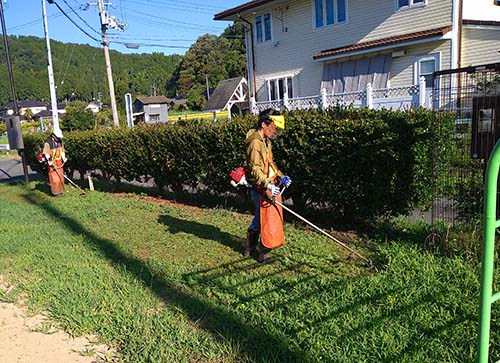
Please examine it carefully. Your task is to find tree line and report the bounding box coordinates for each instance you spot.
[0,22,246,111]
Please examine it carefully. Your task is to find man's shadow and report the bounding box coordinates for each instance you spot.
[158,214,245,254]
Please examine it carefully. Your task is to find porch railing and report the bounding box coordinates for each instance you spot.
[252,77,428,114]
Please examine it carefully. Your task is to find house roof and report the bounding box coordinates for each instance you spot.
[462,19,500,27]
[313,26,452,60]
[166,97,187,105]
[203,77,247,112]
[134,96,169,105]
[3,100,48,110]
[214,0,276,20]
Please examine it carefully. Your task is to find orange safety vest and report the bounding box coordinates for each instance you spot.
[50,146,64,161]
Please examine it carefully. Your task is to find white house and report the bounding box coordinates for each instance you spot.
[0,100,48,120]
[214,0,500,107]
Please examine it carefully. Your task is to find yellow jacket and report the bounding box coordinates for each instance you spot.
[245,129,283,188]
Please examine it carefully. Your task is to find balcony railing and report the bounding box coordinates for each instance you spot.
[252,78,429,114]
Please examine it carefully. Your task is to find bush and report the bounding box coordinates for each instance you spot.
[62,101,95,131]
[24,107,452,223]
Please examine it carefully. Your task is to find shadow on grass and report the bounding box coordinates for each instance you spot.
[22,192,307,362]
[93,179,254,215]
[158,214,245,255]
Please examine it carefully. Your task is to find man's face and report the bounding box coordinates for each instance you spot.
[262,121,277,139]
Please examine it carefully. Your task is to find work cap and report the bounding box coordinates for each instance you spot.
[269,115,285,129]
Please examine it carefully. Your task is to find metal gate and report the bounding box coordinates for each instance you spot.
[432,63,500,225]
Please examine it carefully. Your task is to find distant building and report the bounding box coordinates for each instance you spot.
[133,96,170,124]
[0,100,48,120]
[86,102,101,113]
[165,96,187,111]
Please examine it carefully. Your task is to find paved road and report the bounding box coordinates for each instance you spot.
[0,156,40,182]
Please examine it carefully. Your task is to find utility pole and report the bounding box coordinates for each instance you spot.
[42,0,61,133]
[0,0,29,184]
[97,0,119,127]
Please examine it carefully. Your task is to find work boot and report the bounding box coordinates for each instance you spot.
[256,244,274,264]
[245,230,259,257]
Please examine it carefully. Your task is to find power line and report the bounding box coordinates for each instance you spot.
[51,0,100,43]
[128,0,215,15]
[59,0,100,35]
[107,35,195,42]
[6,13,63,32]
[128,0,223,12]
[132,9,224,31]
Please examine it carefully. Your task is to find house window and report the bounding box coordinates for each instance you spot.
[397,0,426,10]
[256,13,272,43]
[267,77,293,101]
[149,114,161,122]
[314,0,347,28]
[415,54,439,89]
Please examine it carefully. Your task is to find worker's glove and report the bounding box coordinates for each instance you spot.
[47,160,53,167]
[281,175,292,187]
[61,152,67,164]
[267,183,280,197]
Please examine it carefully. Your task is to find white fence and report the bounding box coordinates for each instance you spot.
[251,77,429,114]
[0,144,10,154]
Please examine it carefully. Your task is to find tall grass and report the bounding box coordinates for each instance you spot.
[0,181,494,362]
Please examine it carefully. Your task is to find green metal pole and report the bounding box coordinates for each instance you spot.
[477,141,500,363]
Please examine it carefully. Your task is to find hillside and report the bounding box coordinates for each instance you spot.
[0,35,182,107]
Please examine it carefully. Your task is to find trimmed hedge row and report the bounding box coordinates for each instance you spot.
[24,108,454,222]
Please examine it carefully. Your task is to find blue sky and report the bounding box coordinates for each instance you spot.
[2,0,243,55]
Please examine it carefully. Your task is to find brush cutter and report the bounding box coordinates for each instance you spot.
[62,173,86,195]
[230,167,374,268]
[39,154,86,195]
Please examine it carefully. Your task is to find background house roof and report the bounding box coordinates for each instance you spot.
[135,96,170,105]
[203,77,246,112]
[314,26,452,60]
[3,100,48,110]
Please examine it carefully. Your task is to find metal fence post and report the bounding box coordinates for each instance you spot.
[419,76,427,108]
[366,82,373,109]
[320,88,328,110]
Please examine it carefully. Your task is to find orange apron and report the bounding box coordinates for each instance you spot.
[260,190,285,249]
[259,151,285,249]
[48,146,65,195]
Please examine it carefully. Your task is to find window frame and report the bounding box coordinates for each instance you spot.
[395,0,427,11]
[266,76,294,101]
[255,13,272,44]
[312,0,348,29]
[149,114,161,122]
[414,53,440,89]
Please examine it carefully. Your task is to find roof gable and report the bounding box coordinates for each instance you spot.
[203,77,248,112]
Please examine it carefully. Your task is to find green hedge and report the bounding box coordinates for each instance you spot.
[24,108,454,222]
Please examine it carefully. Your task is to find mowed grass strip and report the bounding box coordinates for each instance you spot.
[0,181,493,362]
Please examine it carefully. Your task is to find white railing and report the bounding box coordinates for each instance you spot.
[252,78,428,114]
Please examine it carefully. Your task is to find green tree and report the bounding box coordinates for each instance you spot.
[62,101,95,131]
[172,24,246,110]
[23,108,34,121]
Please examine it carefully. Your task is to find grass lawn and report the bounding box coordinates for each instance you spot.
[0,181,493,362]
